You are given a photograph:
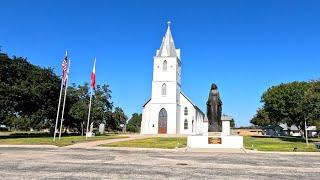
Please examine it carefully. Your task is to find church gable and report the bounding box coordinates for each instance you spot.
[180,92,204,116]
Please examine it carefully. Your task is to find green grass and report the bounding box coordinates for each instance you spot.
[0,135,128,147]
[244,136,320,152]
[101,137,187,149]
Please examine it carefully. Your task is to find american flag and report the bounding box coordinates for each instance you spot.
[62,55,68,86]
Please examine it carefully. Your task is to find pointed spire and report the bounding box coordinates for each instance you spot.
[157,21,177,57]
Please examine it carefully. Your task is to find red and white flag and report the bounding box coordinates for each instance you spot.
[61,53,68,86]
[90,59,96,89]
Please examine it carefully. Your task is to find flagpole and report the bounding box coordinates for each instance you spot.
[86,87,93,140]
[53,76,64,141]
[86,59,96,140]
[59,58,71,140]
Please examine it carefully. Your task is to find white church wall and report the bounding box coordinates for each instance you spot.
[152,57,178,82]
[141,102,178,134]
[179,93,196,135]
[202,122,208,135]
[141,101,152,134]
[151,56,181,106]
[151,81,179,104]
[176,104,181,134]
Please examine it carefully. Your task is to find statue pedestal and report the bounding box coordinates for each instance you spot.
[208,132,221,136]
[187,134,243,149]
[187,116,243,149]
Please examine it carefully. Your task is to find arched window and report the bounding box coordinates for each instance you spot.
[159,108,167,120]
[163,60,167,71]
[184,119,188,129]
[192,120,194,133]
[158,108,167,133]
[161,83,166,96]
[184,107,188,116]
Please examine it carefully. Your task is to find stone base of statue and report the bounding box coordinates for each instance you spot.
[187,116,243,149]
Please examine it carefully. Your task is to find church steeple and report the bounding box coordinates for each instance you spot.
[156,21,179,58]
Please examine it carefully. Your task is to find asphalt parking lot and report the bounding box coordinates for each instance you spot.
[0,147,319,179]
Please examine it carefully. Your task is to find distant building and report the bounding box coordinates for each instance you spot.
[234,128,263,136]
[279,123,318,137]
[261,125,284,136]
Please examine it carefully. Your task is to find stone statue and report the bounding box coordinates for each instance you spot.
[206,83,222,132]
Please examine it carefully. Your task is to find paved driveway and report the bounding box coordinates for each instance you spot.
[0,147,319,179]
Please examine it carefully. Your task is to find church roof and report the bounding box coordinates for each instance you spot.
[142,98,151,107]
[156,21,178,57]
[180,92,205,116]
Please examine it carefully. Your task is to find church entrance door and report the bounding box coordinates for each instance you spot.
[158,108,167,134]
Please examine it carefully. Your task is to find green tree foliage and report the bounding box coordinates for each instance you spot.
[230,118,235,128]
[252,81,320,134]
[305,81,320,130]
[250,108,272,126]
[0,51,121,133]
[67,84,90,135]
[110,107,127,132]
[0,53,60,130]
[126,113,142,132]
[67,83,113,135]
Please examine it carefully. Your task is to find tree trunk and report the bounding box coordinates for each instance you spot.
[300,130,305,139]
[81,122,84,136]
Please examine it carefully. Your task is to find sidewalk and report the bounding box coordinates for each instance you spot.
[62,134,149,149]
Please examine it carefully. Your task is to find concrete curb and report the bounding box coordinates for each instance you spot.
[0,145,58,148]
[245,149,320,155]
[186,147,246,153]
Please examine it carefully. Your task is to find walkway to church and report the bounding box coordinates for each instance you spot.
[63,134,186,149]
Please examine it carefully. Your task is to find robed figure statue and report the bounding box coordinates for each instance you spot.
[207,83,222,132]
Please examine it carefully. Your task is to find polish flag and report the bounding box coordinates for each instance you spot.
[91,59,96,89]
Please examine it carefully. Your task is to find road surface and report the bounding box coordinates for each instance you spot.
[0,147,319,179]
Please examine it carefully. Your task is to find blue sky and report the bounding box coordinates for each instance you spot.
[1,0,320,126]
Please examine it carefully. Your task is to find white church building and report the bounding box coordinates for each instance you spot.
[141,23,207,135]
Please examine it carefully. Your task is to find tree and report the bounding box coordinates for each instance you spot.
[68,83,90,135]
[91,84,113,126]
[230,118,235,128]
[0,52,60,130]
[304,81,320,131]
[111,107,127,132]
[250,108,272,126]
[127,113,142,132]
[0,50,123,134]
[254,81,320,138]
[67,83,114,135]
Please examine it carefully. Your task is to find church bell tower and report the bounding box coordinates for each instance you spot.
[150,21,182,134]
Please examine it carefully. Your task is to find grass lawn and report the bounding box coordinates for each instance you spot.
[101,137,187,149]
[0,135,128,147]
[244,136,320,152]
